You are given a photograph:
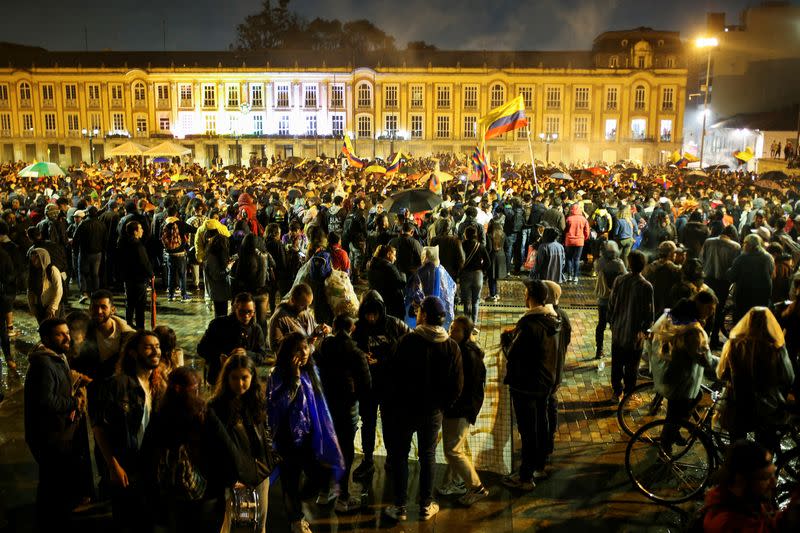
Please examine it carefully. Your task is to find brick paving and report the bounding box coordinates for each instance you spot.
[0,277,690,532]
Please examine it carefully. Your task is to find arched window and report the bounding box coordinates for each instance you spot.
[357,83,372,108]
[490,83,505,108]
[18,81,31,104]
[634,85,646,110]
[665,56,676,68]
[609,55,619,68]
[133,82,146,104]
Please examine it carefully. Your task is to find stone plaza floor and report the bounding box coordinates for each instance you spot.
[0,277,690,532]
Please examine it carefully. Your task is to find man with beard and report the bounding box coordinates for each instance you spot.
[24,318,89,531]
[90,330,166,532]
[267,283,330,354]
[74,290,136,380]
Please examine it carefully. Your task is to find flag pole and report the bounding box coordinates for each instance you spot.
[526,131,538,191]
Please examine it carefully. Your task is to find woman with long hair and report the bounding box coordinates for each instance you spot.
[153,325,184,374]
[267,332,344,533]
[143,367,239,533]
[717,307,795,452]
[204,234,232,317]
[27,247,63,323]
[615,204,637,265]
[209,355,275,533]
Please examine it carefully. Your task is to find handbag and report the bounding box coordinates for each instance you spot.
[157,444,207,501]
[523,245,536,270]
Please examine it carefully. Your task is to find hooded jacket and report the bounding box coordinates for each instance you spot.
[315,331,372,411]
[445,337,486,424]
[564,204,590,247]
[648,313,714,400]
[27,248,62,317]
[594,241,627,302]
[194,218,232,263]
[352,290,410,387]
[503,305,562,397]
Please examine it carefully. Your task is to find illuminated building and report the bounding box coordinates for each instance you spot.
[0,29,686,166]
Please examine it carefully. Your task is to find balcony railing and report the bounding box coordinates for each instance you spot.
[22,129,35,137]
[179,99,193,109]
[0,129,11,137]
[41,100,55,109]
[64,99,78,109]
[110,98,123,108]
[627,136,656,143]
[662,104,675,112]
[88,99,101,108]
[133,99,147,109]
[0,100,9,109]
[19,99,32,108]
[156,98,170,109]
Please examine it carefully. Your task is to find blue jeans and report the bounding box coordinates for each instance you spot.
[504,233,517,273]
[166,254,188,298]
[79,251,102,294]
[459,269,483,323]
[388,409,443,507]
[565,245,583,278]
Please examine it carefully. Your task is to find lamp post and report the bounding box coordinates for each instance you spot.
[81,128,100,164]
[696,37,718,168]
[539,132,558,164]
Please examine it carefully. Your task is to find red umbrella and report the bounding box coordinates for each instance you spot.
[586,166,609,176]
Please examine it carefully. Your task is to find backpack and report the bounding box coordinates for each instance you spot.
[594,210,611,234]
[161,221,183,252]
[308,250,333,283]
[156,444,207,501]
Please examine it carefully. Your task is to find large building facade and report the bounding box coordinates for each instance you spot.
[0,28,686,167]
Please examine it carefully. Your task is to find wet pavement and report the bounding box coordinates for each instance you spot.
[0,277,690,532]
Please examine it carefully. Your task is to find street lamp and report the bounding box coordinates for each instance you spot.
[539,132,558,164]
[82,128,100,164]
[696,36,719,168]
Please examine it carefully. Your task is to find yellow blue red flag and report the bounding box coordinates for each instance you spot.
[341,135,366,169]
[385,152,403,175]
[478,95,529,141]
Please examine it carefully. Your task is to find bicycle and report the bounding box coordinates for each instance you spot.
[625,384,800,505]
[618,380,714,438]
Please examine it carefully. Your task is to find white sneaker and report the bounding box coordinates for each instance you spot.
[437,480,467,496]
[290,518,312,533]
[420,501,440,521]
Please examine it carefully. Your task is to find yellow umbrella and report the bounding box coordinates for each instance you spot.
[364,164,387,175]
[170,174,191,181]
[417,170,454,184]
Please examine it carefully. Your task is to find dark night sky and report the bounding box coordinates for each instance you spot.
[0,0,794,51]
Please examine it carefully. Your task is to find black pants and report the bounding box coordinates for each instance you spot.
[511,392,549,480]
[35,450,81,532]
[213,300,228,317]
[125,281,147,330]
[706,278,731,343]
[546,392,558,457]
[387,410,442,507]
[663,393,702,446]
[611,343,643,396]
[595,302,609,353]
[278,441,314,522]
[110,482,152,533]
[0,297,12,362]
[330,404,358,499]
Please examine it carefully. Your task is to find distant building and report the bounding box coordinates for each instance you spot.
[0,28,687,167]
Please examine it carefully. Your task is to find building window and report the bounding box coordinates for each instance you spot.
[357,83,372,108]
[278,115,289,136]
[156,84,169,102]
[331,114,344,137]
[634,85,646,110]
[660,119,673,142]
[384,114,398,136]
[179,84,193,108]
[0,84,8,106]
[411,114,423,138]
[330,84,344,108]
[112,113,125,132]
[545,116,560,136]
[463,116,476,139]
[545,87,561,110]
[606,87,618,111]
[227,84,240,108]
[179,113,193,135]
[517,123,530,140]
[18,82,32,106]
[253,114,263,135]
[22,113,34,134]
[304,85,317,108]
[305,115,317,136]
[66,113,79,133]
[89,113,102,132]
[384,85,398,108]
[43,113,56,133]
[490,83,505,108]
[661,87,674,111]
[463,86,478,110]
[410,85,423,108]
[133,82,146,106]
[0,113,11,136]
[205,114,216,134]
[88,84,101,107]
[357,115,372,138]
[637,56,646,69]
[605,119,617,140]
[665,56,676,68]
[159,117,170,131]
[518,86,534,108]
[228,115,239,135]
[436,115,450,138]
[203,84,216,108]
[275,84,290,108]
[41,84,54,106]
[64,84,77,107]
[135,116,147,135]
[436,85,451,109]
[609,55,619,68]
[110,84,124,107]
[574,116,589,140]
[574,87,590,110]
[250,84,263,107]
[631,118,647,140]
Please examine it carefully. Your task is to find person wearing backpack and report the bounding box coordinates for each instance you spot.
[459,226,491,324]
[326,195,347,237]
[161,207,191,303]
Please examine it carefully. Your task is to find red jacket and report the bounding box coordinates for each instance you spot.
[564,204,590,247]
[702,486,790,533]
[329,244,351,274]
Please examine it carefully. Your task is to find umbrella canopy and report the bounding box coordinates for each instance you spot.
[684,171,708,182]
[285,156,303,165]
[18,161,66,178]
[705,164,730,171]
[118,171,140,180]
[69,169,88,179]
[585,166,609,176]
[383,188,442,214]
[754,179,786,193]
[549,172,573,181]
[417,170,454,184]
[169,180,197,191]
[152,156,170,163]
[144,141,191,157]
[760,170,789,182]
[107,141,149,157]
[364,164,387,175]
[503,171,521,180]
[170,174,192,182]
[279,167,305,182]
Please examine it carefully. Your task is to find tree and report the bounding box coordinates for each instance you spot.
[233,0,302,50]
[406,41,438,51]
[342,19,396,53]
[305,18,345,50]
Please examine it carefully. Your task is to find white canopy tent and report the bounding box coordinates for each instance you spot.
[144,141,192,157]
[106,141,149,157]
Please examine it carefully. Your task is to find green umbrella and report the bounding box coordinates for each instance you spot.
[18,161,66,177]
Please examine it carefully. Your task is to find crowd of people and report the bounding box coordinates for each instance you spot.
[2,152,800,532]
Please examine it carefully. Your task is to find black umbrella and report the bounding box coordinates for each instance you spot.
[279,167,305,182]
[383,188,442,214]
[760,170,789,182]
[704,164,730,171]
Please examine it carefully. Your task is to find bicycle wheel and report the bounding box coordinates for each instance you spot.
[625,419,715,504]
[618,382,667,437]
[776,447,800,509]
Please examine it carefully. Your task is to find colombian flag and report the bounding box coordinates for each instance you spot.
[341,135,366,169]
[479,95,529,141]
[385,152,403,175]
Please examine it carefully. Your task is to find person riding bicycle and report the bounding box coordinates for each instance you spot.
[649,298,716,448]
